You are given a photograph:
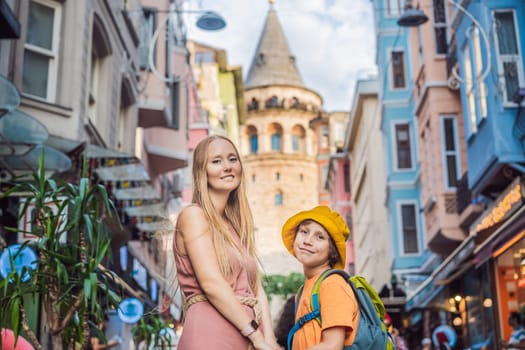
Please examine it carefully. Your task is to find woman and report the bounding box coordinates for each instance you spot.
[173,135,279,350]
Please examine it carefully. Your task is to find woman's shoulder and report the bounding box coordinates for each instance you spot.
[176,205,210,233]
[177,204,206,220]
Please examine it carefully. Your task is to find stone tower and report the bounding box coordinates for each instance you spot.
[240,3,323,275]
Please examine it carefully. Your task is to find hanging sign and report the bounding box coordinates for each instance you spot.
[117,297,144,324]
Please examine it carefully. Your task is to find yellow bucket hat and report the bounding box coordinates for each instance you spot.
[281,206,350,269]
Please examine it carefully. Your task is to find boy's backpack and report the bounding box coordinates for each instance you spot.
[287,269,395,350]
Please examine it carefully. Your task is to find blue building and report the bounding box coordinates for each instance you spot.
[395,0,525,347]
[371,0,438,330]
[454,0,525,346]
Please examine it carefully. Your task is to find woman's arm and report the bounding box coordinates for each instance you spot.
[256,279,279,346]
[177,206,278,350]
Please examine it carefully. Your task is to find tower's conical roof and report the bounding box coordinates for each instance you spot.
[245,5,304,89]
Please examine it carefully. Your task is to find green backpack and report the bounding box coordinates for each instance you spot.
[287,269,395,350]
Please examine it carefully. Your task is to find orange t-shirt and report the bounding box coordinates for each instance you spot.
[291,273,359,350]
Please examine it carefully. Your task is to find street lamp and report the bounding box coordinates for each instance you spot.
[397,0,491,84]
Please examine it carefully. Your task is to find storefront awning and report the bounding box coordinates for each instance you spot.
[405,235,476,311]
[87,147,170,236]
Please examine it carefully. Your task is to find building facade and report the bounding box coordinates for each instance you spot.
[0,0,193,347]
[372,0,436,311]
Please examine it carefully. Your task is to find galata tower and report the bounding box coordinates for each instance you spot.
[240,2,323,275]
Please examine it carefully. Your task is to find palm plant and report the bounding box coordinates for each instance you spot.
[0,155,121,350]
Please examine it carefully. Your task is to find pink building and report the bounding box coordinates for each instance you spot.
[325,153,353,273]
[407,0,469,255]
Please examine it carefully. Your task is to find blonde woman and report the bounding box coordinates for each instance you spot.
[173,135,280,350]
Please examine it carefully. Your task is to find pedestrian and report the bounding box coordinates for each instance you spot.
[436,331,451,350]
[274,296,296,349]
[173,135,280,350]
[501,312,525,350]
[87,318,121,350]
[422,337,433,350]
[281,205,358,350]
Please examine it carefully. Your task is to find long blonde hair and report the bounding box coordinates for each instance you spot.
[191,135,259,292]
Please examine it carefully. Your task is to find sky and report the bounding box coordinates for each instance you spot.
[183,0,378,112]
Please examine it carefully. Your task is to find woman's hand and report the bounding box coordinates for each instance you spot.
[249,330,282,350]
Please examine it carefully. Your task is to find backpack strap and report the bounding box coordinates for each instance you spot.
[286,269,348,350]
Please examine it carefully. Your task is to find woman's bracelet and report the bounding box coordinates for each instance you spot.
[241,320,259,337]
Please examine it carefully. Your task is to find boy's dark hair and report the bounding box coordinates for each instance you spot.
[274,296,296,348]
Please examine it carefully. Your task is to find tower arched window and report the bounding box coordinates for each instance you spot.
[268,123,283,152]
[271,133,281,151]
[275,191,283,206]
[246,125,258,154]
[291,125,306,153]
[250,134,258,153]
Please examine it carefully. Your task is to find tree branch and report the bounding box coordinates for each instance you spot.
[19,304,43,350]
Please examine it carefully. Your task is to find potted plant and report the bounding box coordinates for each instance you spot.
[0,155,121,350]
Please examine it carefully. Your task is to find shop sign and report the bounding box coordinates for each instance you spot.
[472,177,525,235]
[117,297,144,324]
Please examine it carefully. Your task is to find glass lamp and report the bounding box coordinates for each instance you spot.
[0,109,49,156]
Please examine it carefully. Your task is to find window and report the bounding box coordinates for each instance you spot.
[275,172,280,181]
[391,51,406,88]
[463,27,488,136]
[268,123,283,151]
[345,213,352,238]
[395,123,412,169]
[271,133,281,151]
[292,125,306,153]
[400,203,419,254]
[247,126,258,154]
[344,163,350,193]
[195,51,215,64]
[463,45,477,134]
[138,8,156,69]
[386,0,405,17]
[170,80,181,129]
[250,134,258,153]
[493,10,524,104]
[433,0,448,55]
[321,126,329,149]
[441,116,460,189]
[22,0,61,100]
[292,135,299,151]
[275,191,283,206]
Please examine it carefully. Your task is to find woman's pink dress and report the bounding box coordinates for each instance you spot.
[174,229,260,350]
[1,329,35,350]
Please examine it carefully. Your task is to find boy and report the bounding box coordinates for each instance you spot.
[281,206,358,350]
